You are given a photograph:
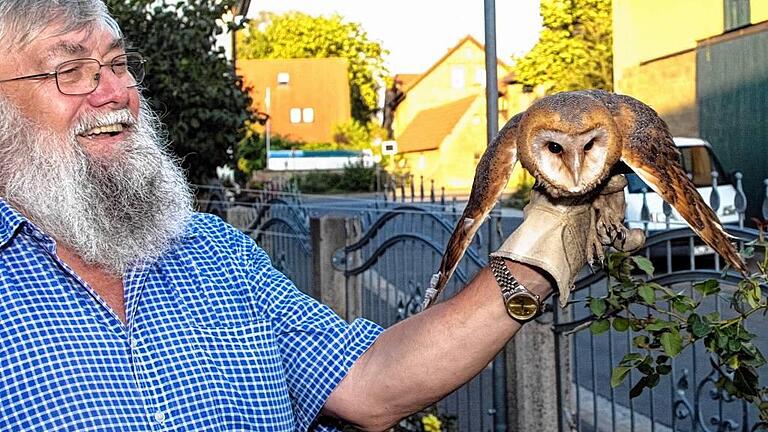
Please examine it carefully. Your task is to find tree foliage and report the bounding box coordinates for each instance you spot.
[235,121,267,177]
[106,0,254,184]
[331,120,387,151]
[586,236,768,425]
[512,0,613,93]
[237,11,388,122]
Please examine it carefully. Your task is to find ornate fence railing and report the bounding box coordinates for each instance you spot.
[337,200,508,430]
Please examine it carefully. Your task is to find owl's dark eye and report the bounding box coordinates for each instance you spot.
[584,139,594,151]
[547,142,563,154]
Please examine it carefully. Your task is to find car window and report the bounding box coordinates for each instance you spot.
[678,146,728,187]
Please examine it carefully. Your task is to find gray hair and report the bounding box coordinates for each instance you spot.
[0,0,122,48]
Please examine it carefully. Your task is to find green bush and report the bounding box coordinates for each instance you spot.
[293,162,377,194]
[107,0,253,184]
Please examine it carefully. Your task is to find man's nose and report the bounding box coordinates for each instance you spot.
[86,67,130,108]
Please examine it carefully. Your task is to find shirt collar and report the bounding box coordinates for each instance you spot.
[0,199,29,248]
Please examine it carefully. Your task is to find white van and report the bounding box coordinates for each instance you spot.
[624,137,739,232]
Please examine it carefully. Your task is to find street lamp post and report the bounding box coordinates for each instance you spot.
[265,87,271,170]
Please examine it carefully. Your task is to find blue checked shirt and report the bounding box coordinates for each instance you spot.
[0,199,382,431]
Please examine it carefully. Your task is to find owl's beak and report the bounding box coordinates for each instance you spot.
[566,151,583,186]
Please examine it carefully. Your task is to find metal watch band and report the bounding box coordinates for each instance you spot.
[489,256,525,301]
[489,256,542,319]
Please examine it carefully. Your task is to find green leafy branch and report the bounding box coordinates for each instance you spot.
[586,232,768,422]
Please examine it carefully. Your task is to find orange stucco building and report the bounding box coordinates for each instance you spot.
[237,58,351,143]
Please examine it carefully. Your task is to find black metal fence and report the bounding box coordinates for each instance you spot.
[339,200,511,430]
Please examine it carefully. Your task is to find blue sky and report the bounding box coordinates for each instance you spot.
[245,1,543,73]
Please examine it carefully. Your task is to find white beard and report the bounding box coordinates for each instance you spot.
[0,96,193,275]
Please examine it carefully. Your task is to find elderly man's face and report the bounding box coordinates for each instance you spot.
[0,23,140,160]
[0,21,193,274]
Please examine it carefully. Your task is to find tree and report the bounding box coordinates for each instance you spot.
[331,120,387,151]
[237,11,388,123]
[512,0,613,93]
[106,0,254,184]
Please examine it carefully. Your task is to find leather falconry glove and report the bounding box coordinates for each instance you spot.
[490,174,645,307]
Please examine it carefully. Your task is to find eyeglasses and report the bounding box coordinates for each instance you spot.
[0,52,146,96]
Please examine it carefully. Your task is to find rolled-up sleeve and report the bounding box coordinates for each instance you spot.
[247,244,383,431]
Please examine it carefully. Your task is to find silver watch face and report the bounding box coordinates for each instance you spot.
[506,292,540,320]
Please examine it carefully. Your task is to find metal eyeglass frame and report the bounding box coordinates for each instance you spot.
[0,52,146,96]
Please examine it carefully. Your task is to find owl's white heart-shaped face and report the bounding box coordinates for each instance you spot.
[529,126,614,196]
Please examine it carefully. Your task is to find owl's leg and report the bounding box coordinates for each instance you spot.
[586,207,604,265]
[593,181,646,253]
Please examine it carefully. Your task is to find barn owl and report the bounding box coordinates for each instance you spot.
[422,89,748,310]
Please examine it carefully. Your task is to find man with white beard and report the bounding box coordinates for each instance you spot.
[0,1,636,431]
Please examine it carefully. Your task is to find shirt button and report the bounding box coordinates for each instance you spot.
[153,411,166,424]
[130,339,138,350]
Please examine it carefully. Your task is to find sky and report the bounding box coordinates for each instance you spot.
[244,1,543,74]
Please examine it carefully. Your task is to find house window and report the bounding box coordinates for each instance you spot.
[724,0,750,31]
[498,97,509,112]
[451,66,465,88]
[302,107,314,123]
[474,68,486,86]
[289,107,315,123]
[289,108,302,123]
[417,154,426,170]
[277,72,290,85]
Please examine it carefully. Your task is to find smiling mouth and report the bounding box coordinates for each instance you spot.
[78,123,128,139]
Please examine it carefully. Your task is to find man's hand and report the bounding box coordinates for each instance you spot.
[491,174,645,307]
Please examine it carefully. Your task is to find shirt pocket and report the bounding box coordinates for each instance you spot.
[189,319,295,426]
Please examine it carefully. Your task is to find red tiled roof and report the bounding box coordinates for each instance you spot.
[396,95,478,153]
[394,73,420,89]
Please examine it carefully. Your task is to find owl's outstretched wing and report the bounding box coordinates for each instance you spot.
[422,113,523,310]
[604,93,748,276]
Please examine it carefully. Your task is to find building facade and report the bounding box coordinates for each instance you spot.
[613,0,768,217]
[238,58,352,144]
[390,36,527,192]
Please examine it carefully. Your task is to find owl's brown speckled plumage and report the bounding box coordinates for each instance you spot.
[422,89,747,310]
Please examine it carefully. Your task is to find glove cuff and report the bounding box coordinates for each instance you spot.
[491,200,590,307]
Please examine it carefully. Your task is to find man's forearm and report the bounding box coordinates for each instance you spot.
[323,261,552,431]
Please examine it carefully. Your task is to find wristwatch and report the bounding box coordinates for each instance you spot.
[489,256,542,321]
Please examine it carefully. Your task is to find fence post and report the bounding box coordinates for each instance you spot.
[226,205,258,232]
[430,180,435,203]
[410,174,415,202]
[344,218,364,321]
[734,172,746,228]
[506,315,568,431]
[310,216,349,318]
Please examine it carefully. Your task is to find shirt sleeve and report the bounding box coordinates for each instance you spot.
[246,243,383,431]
